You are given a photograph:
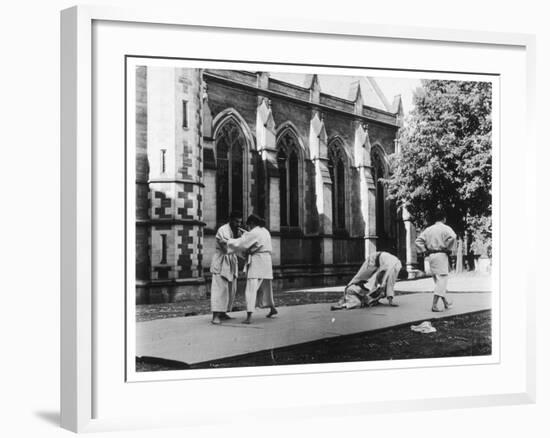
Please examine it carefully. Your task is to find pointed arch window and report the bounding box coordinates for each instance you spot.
[215,120,245,225]
[328,141,347,232]
[277,131,301,228]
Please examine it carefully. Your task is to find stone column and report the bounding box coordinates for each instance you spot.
[147,67,206,302]
[200,79,217,273]
[354,122,377,260]
[256,97,281,266]
[402,207,418,275]
[309,111,333,265]
[395,133,419,276]
[305,74,321,104]
[135,66,150,303]
[201,80,216,229]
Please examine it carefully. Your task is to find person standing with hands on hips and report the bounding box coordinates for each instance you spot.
[415,209,457,312]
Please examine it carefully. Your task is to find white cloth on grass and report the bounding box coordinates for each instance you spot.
[411,321,437,333]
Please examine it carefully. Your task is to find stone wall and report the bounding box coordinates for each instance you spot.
[135,67,405,304]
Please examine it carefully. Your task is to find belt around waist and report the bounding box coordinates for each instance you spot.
[428,250,449,255]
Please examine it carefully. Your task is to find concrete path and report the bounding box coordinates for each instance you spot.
[284,272,492,294]
[395,273,492,293]
[136,290,491,365]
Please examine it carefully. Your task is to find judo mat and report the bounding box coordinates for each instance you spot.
[136,291,492,365]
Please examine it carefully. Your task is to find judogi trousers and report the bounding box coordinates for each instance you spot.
[384,261,402,298]
[363,260,402,298]
[244,278,275,312]
[428,253,450,297]
[211,274,237,312]
[432,274,449,297]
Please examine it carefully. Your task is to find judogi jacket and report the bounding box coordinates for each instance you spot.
[210,223,238,281]
[227,226,273,279]
[415,221,457,275]
[348,251,401,289]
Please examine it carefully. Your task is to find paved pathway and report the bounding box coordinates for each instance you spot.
[284,272,492,294]
[136,288,492,365]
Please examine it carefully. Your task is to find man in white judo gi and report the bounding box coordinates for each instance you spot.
[225,214,277,324]
[415,209,457,312]
[210,211,243,325]
[331,251,404,310]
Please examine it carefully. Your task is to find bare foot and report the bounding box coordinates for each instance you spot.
[241,319,251,324]
[266,308,278,318]
[431,307,441,312]
[212,317,222,325]
[444,301,453,310]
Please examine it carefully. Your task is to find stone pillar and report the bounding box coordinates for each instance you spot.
[306,74,321,104]
[402,207,418,275]
[147,67,206,301]
[201,81,216,230]
[256,97,280,266]
[354,122,377,260]
[135,66,150,303]
[309,111,333,265]
[201,79,217,273]
[268,177,281,267]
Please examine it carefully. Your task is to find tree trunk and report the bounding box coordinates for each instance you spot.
[456,238,463,273]
[466,230,473,271]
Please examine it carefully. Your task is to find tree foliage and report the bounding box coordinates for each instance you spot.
[384,79,492,253]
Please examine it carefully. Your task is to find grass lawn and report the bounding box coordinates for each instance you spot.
[136,290,345,322]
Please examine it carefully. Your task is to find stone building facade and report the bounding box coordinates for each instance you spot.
[135,66,418,304]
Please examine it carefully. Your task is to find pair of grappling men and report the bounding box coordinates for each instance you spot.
[210,211,277,325]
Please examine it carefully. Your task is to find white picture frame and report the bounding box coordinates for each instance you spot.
[60,5,536,433]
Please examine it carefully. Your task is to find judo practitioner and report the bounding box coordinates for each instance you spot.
[226,214,277,324]
[210,211,243,325]
[331,251,403,310]
[415,209,457,312]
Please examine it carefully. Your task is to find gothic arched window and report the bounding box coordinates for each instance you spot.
[328,141,347,232]
[215,120,245,225]
[277,131,301,228]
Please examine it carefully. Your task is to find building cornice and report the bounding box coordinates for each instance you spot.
[203,70,400,128]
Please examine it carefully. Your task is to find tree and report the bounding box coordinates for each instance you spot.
[384,79,492,258]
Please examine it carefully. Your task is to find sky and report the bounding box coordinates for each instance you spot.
[268,72,422,116]
[373,76,422,115]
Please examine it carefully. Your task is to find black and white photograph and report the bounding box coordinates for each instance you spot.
[128,60,495,375]
[3,0,547,434]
